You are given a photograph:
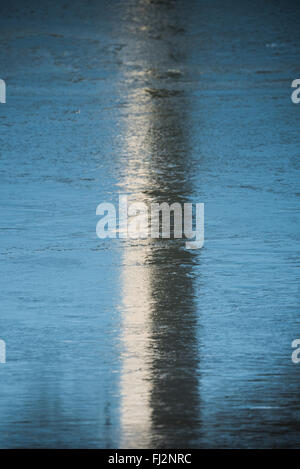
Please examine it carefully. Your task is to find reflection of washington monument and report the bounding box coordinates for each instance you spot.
[118,0,202,448]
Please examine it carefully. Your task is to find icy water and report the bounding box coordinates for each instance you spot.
[0,0,300,448]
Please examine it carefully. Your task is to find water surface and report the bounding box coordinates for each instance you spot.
[0,0,299,448]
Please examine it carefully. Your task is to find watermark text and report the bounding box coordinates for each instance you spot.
[291,339,300,364]
[0,340,6,364]
[96,196,204,249]
[0,79,6,103]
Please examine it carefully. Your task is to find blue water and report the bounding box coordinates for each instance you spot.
[0,0,299,448]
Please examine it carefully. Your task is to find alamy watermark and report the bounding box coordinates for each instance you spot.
[291,339,300,364]
[0,79,6,103]
[96,195,204,249]
[291,79,300,103]
[0,340,6,364]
